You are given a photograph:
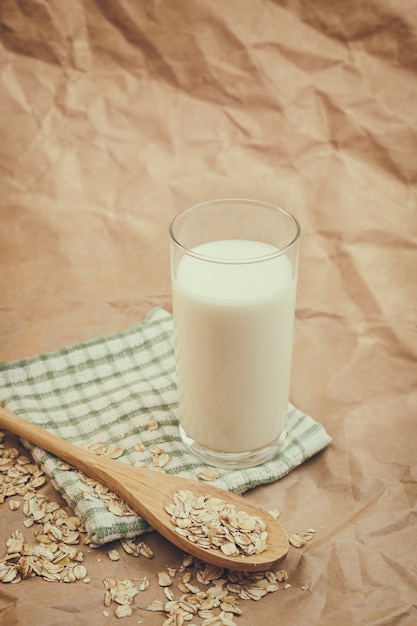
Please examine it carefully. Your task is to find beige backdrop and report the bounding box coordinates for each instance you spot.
[1,1,416,625]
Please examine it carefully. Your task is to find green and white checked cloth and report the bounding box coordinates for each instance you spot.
[0,308,331,545]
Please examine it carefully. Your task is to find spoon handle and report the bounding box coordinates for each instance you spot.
[0,405,102,475]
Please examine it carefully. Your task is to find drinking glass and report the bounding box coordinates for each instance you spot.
[169,198,300,468]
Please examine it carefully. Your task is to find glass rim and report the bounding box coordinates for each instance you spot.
[169,198,301,264]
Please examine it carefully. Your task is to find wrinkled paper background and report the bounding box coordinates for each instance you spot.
[1,1,416,624]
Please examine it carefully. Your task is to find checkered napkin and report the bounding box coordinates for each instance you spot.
[0,308,332,545]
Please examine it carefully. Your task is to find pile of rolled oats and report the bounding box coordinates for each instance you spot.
[0,432,46,504]
[103,577,139,619]
[0,429,89,585]
[0,527,87,584]
[166,489,268,557]
[144,556,290,626]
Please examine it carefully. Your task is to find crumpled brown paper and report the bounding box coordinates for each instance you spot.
[1,1,416,624]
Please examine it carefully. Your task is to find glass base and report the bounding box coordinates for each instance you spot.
[179,425,287,469]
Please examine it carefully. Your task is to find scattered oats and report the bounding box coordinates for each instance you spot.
[145,421,158,431]
[103,610,110,617]
[5,447,19,459]
[106,447,124,460]
[198,610,215,619]
[139,575,150,591]
[81,489,95,501]
[73,564,88,580]
[44,522,63,542]
[134,442,146,453]
[197,563,224,584]
[140,563,281,624]
[57,461,72,470]
[177,581,191,593]
[268,508,280,519]
[108,502,130,516]
[152,452,171,468]
[107,549,121,561]
[197,467,219,482]
[102,578,138,612]
[300,530,315,541]
[30,474,47,489]
[0,437,90,585]
[265,571,276,583]
[288,529,316,548]
[275,570,288,582]
[283,583,291,590]
[115,605,133,618]
[83,577,91,584]
[181,554,194,569]
[164,586,174,601]
[138,541,154,559]
[168,567,177,577]
[61,529,80,545]
[22,519,34,528]
[149,444,165,455]
[184,580,201,594]
[158,571,173,587]
[0,523,87,585]
[104,591,112,607]
[289,533,306,548]
[145,600,165,612]
[0,434,47,504]
[301,584,307,591]
[0,564,20,584]
[220,602,242,615]
[120,539,137,556]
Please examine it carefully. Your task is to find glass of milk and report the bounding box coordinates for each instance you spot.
[169,198,300,468]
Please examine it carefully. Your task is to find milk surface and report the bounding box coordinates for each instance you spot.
[172,239,296,453]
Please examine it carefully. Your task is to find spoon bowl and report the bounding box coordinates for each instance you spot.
[0,406,289,571]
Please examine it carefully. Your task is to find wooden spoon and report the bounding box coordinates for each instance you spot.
[0,405,288,571]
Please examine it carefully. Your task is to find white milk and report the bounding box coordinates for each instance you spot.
[172,239,296,453]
